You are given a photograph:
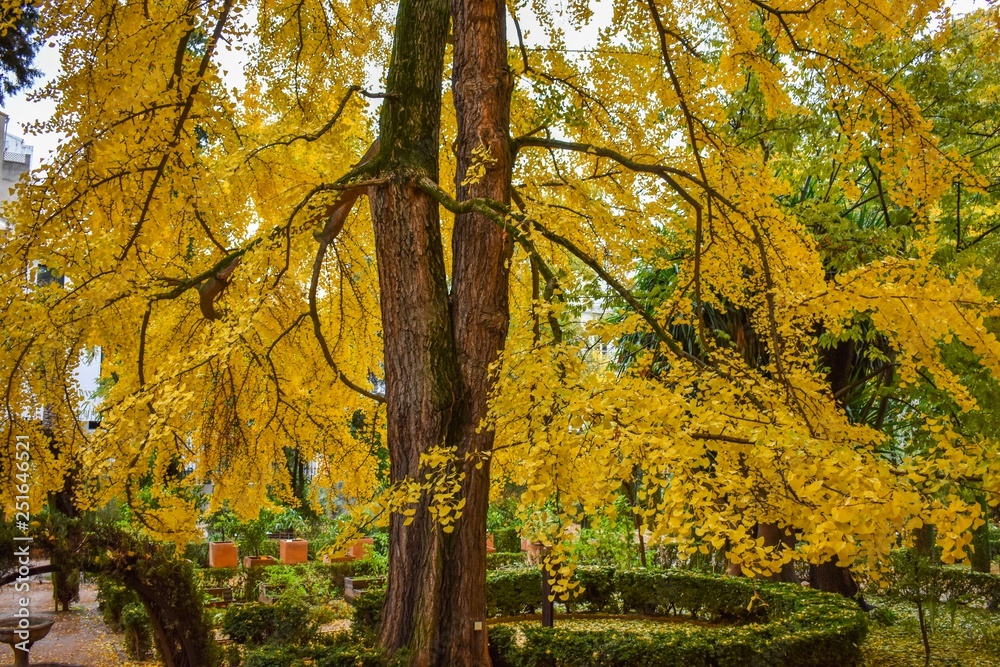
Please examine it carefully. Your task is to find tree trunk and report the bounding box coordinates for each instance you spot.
[809,340,869,603]
[756,522,798,583]
[808,561,872,610]
[915,523,936,562]
[367,0,457,661]
[437,0,514,662]
[372,172,458,662]
[970,492,990,573]
[369,0,513,663]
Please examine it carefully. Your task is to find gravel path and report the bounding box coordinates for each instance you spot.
[0,576,152,667]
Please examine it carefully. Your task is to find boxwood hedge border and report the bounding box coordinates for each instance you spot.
[356,567,867,667]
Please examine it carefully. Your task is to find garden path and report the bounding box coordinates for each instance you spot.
[0,577,151,667]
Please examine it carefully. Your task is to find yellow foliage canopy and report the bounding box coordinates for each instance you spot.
[0,0,998,576]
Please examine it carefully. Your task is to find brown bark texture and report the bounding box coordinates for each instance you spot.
[433,0,514,662]
[756,522,799,583]
[970,493,991,573]
[369,0,513,663]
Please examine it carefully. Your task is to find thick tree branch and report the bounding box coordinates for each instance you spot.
[0,565,57,587]
[417,176,708,369]
[247,85,365,161]
[306,145,386,404]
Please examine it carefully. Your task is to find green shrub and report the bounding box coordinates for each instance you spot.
[96,576,155,659]
[241,637,386,667]
[222,600,315,646]
[883,550,1000,667]
[488,569,867,667]
[183,541,210,568]
[96,575,135,629]
[487,552,527,570]
[494,527,521,553]
[242,645,297,667]
[868,605,898,627]
[267,599,315,644]
[569,566,619,613]
[121,601,154,659]
[262,563,339,605]
[223,603,276,645]
[895,564,1000,609]
[221,643,243,667]
[489,612,865,667]
[352,586,386,634]
[487,568,542,617]
[616,569,772,621]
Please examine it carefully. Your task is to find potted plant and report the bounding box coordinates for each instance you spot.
[230,508,283,568]
[238,519,277,568]
[206,508,240,568]
[347,537,375,560]
[209,541,238,568]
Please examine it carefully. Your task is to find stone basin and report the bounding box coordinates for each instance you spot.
[0,614,55,667]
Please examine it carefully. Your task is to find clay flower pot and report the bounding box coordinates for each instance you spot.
[279,539,308,565]
[208,541,238,568]
[243,555,278,568]
[346,537,374,560]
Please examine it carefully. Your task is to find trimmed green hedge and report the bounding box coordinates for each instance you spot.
[488,612,865,667]
[354,567,867,667]
[487,568,543,616]
[889,565,1000,610]
[488,569,867,667]
[494,528,522,553]
[488,551,528,570]
[241,639,386,667]
[222,600,315,646]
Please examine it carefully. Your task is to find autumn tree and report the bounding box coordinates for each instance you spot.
[3,0,1000,666]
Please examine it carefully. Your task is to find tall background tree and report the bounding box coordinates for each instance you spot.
[0,1,40,104]
[2,0,1000,665]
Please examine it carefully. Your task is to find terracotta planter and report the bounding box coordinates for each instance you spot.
[521,538,545,564]
[321,553,354,564]
[346,537,374,560]
[520,538,542,556]
[279,539,308,565]
[208,541,238,568]
[486,533,496,554]
[243,555,278,568]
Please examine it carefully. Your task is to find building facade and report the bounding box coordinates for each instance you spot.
[0,111,33,211]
